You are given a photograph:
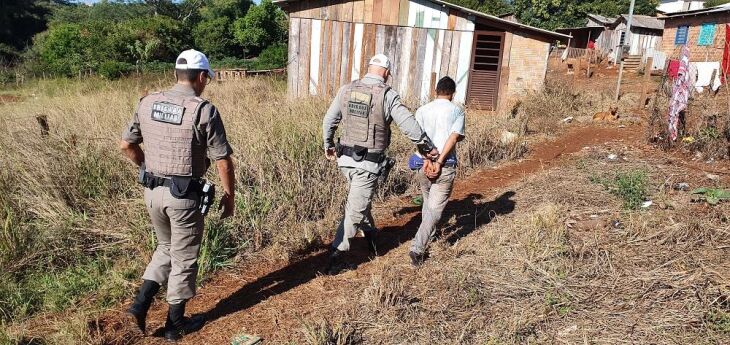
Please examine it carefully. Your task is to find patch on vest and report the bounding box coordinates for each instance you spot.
[151,102,185,125]
[347,91,371,118]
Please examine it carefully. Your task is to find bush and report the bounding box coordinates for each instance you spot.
[591,169,649,210]
[97,61,133,80]
[254,43,287,70]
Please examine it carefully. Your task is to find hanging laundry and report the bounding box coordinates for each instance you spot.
[667,59,680,79]
[668,46,691,142]
[693,62,721,93]
[722,24,730,84]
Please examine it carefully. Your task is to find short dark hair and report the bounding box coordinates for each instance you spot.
[436,76,456,96]
[175,58,207,82]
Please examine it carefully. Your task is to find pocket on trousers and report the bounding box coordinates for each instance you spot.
[168,192,199,210]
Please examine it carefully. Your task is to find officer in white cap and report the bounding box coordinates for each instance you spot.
[120,49,236,341]
[322,53,439,274]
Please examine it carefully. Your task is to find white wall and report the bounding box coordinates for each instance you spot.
[657,0,706,14]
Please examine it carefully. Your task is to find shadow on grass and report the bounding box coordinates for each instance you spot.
[183,191,517,332]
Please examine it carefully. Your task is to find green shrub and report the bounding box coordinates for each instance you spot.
[254,43,287,70]
[613,170,649,210]
[97,61,133,80]
[591,170,649,210]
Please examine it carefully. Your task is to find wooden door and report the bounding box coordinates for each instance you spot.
[467,31,505,111]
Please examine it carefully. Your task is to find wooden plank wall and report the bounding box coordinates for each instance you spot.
[288,0,472,31]
[289,16,475,103]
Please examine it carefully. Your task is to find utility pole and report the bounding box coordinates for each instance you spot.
[615,0,636,101]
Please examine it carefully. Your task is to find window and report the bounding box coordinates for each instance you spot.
[698,23,716,46]
[619,31,626,46]
[675,25,689,45]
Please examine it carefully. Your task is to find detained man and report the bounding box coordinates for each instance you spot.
[408,76,465,266]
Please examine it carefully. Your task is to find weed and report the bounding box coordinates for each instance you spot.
[591,170,649,210]
[706,309,730,333]
[301,319,360,345]
[692,188,730,205]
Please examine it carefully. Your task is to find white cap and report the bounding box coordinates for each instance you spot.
[175,49,215,80]
[368,54,391,70]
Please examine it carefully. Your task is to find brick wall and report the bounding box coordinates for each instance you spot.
[505,32,550,98]
[661,13,729,62]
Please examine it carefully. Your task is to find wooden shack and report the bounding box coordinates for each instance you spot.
[275,0,570,111]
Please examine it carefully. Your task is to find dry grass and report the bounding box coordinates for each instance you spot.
[0,75,530,342]
[293,142,729,344]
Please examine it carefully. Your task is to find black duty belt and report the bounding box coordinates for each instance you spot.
[338,145,385,163]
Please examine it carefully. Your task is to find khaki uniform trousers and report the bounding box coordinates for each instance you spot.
[410,166,456,254]
[332,167,379,252]
[141,186,204,304]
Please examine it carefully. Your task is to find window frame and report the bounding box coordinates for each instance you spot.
[675,25,689,45]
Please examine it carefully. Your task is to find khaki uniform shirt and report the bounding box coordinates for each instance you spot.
[122,84,233,161]
[322,74,428,174]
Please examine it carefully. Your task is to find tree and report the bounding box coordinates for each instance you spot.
[0,0,60,63]
[512,0,659,30]
[191,0,253,58]
[447,0,513,16]
[232,0,287,57]
[705,0,730,8]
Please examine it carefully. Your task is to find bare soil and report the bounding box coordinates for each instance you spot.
[92,122,730,344]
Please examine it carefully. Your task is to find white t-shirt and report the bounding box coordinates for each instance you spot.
[415,99,465,162]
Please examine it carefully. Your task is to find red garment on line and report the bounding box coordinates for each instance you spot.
[667,60,680,79]
[722,24,730,84]
[587,40,595,49]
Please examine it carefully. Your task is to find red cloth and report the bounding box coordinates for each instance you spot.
[587,40,595,49]
[722,24,730,84]
[668,59,680,79]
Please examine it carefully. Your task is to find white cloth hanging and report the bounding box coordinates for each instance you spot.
[692,62,721,93]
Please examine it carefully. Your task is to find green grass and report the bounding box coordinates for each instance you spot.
[591,169,649,210]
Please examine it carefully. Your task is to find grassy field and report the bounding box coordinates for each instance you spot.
[1,71,727,344]
[0,75,534,343]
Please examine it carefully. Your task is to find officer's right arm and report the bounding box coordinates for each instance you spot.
[204,105,235,219]
[322,87,345,150]
[120,105,145,167]
[385,90,438,158]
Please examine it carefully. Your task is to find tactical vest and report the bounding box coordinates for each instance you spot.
[339,80,390,152]
[137,91,209,178]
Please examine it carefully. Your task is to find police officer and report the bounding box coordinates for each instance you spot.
[322,54,439,274]
[120,49,236,341]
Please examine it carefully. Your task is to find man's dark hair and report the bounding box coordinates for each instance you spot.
[175,58,207,82]
[436,76,456,96]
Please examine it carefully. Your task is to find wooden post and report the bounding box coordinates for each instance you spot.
[35,115,49,137]
[639,57,654,108]
[429,72,437,99]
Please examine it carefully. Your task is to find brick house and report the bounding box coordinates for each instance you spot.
[661,4,730,63]
[274,0,569,112]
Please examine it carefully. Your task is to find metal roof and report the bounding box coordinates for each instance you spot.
[664,3,730,19]
[586,13,616,25]
[614,14,665,30]
[273,0,571,40]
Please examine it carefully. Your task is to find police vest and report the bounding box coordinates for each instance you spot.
[137,91,209,178]
[339,80,390,152]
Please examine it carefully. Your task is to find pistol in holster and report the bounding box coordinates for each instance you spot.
[379,157,396,183]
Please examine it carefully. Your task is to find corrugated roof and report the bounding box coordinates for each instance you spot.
[664,3,730,19]
[586,13,616,25]
[617,15,665,30]
[273,0,571,40]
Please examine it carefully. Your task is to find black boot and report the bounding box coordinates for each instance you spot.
[164,302,205,342]
[127,279,160,335]
[363,231,379,257]
[409,251,424,267]
[324,249,355,275]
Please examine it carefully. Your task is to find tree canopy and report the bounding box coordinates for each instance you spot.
[512,0,659,30]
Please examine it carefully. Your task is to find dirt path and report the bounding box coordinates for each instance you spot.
[99,125,648,344]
